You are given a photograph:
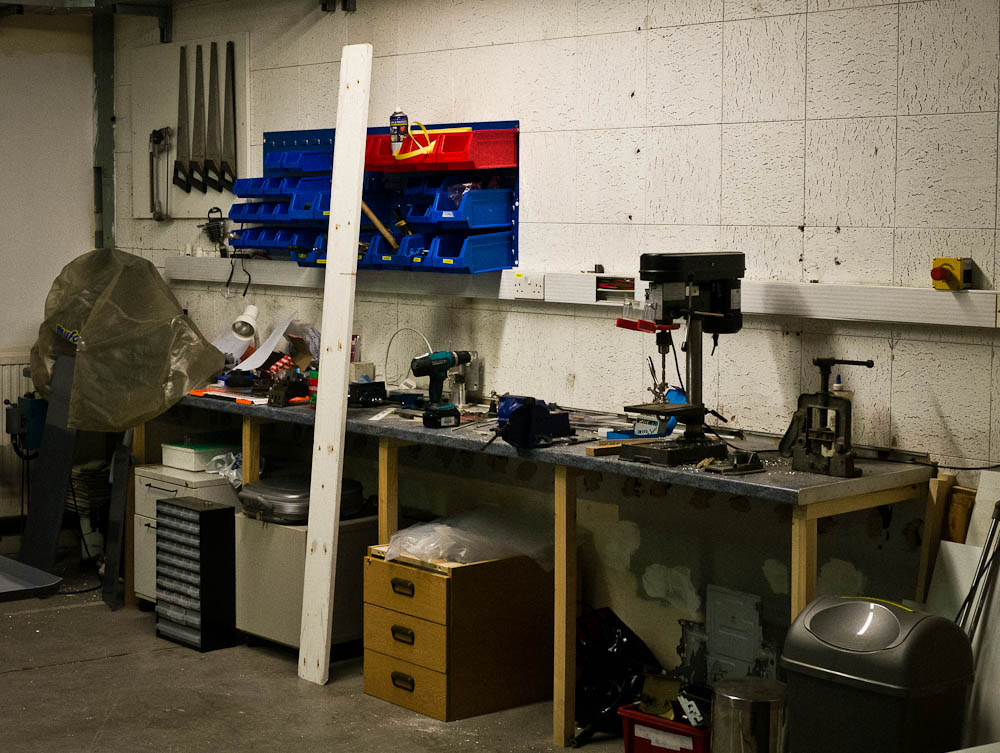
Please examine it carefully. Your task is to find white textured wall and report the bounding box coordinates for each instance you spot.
[0,15,94,353]
[114,0,1000,479]
[113,0,1000,657]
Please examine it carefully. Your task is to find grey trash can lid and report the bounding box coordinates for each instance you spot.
[713,678,787,703]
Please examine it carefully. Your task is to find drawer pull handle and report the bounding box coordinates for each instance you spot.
[390,578,414,597]
[145,483,178,495]
[390,625,415,645]
[390,671,415,692]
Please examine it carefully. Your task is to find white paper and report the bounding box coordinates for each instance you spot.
[212,328,253,362]
[926,541,983,619]
[635,723,694,750]
[233,311,297,371]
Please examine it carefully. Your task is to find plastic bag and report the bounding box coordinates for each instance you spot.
[575,607,663,745]
[384,508,553,569]
[30,248,224,431]
[205,451,242,488]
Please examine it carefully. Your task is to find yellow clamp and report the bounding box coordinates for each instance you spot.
[393,121,472,161]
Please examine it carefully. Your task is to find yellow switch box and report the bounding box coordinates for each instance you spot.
[931,257,972,290]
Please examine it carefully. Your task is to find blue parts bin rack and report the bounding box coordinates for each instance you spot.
[226,121,518,274]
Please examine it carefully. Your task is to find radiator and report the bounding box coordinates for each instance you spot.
[0,354,33,517]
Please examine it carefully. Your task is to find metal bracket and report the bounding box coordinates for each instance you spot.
[115,2,171,43]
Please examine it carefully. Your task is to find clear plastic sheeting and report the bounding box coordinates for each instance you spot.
[384,508,554,570]
[30,248,224,432]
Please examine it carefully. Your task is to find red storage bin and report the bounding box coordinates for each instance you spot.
[619,703,711,753]
[364,128,517,172]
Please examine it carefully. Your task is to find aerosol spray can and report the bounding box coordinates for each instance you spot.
[389,108,408,155]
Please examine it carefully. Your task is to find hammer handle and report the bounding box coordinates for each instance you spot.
[361,201,399,251]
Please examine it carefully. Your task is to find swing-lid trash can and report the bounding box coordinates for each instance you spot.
[780,596,973,753]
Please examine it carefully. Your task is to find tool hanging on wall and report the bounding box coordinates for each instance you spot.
[148,126,172,221]
[172,46,191,193]
[220,41,238,192]
[190,44,208,193]
[203,42,223,192]
[779,358,873,477]
[200,206,227,254]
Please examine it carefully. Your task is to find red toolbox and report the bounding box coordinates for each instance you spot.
[619,703,711,753]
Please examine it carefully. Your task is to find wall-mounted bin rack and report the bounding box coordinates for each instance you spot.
[226,121,519,275]
[364,128,517,173]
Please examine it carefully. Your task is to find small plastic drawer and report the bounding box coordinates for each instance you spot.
[369,233,430,270]
[227,200,291,224]
[264,149,333,175]
[287,191,331,222]
[427,231,514,273]
[405,186,512,229]
[232,177,287,198]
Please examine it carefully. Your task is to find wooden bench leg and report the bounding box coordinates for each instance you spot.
[553,465,577,747]
[791,509,817,621]
[378,437,401,545]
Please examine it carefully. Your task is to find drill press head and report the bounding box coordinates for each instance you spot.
[638,251,745,333]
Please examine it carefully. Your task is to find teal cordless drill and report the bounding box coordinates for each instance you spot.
[410,350,477,428]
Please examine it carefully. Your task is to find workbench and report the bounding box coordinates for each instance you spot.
[152,396,936,747]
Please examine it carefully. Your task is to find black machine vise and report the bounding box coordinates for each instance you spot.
[780,358,874,477]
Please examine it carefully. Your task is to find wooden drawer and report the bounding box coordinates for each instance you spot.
[363,555,448,624]
[364,603,447,673]
[364,650,448,721]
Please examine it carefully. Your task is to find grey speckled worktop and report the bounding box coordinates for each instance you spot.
[178,396,933,505]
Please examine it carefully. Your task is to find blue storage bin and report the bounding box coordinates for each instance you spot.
[404,186,512,229]
[428,231,514,273]
[370,233,428,270]
[287,192,330,222]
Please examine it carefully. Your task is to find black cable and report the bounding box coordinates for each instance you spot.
[876,457,1000,471]
[957,546,999,626]
[668,330,685,395]
[241,256,251,296]
[957,517,999,626]
[225,258,235,291]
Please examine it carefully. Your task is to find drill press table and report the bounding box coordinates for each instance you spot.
[150,396,937,747]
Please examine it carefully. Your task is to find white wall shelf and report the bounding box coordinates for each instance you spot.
[164,257,999,329]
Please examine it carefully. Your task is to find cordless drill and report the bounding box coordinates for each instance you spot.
[409,350,477,428]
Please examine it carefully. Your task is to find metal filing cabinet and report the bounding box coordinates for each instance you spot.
[363,544,553,721]
[155,497,236,652]
[133,465,238,602]
[235,511,377,648]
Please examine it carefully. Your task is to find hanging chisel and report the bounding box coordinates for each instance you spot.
[203,42,223,192]
[190,44,207,193]
[172,46,191,193]
[220,41,238,192]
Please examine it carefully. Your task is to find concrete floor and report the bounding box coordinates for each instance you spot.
[0,570,622,753]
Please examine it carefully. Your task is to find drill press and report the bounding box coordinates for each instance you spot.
[620,251,745,466]
[410,350,477,428]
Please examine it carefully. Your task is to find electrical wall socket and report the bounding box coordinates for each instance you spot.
[511,272,544,300]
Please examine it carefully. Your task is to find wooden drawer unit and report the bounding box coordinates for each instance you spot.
[363,545,553,722]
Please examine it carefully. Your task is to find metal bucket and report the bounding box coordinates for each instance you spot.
[711,678,788,753]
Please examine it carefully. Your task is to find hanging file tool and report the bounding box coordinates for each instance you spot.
[190,44,208,193]
[171,46,191,192]
[204,42,223,192]
[220,41,238,192]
